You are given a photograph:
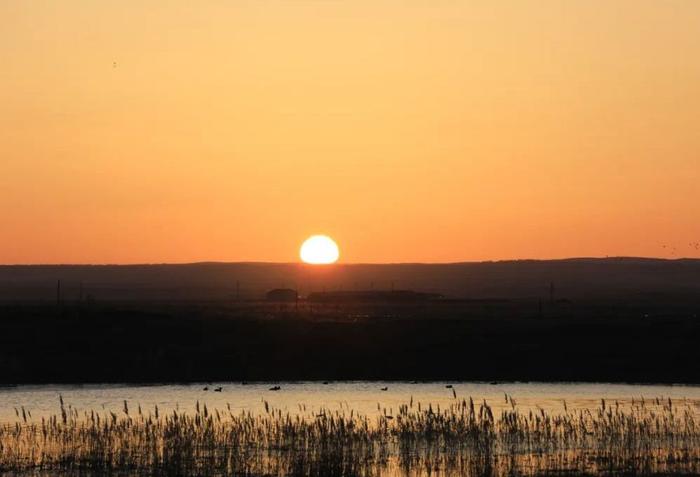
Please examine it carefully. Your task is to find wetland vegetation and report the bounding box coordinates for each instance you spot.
[2,395,700,476]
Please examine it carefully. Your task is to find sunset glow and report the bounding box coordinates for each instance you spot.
[1,1,699,263]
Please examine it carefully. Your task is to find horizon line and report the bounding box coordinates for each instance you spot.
[1,255,699,267]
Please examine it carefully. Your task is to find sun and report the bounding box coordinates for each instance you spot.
[300,235,339,264]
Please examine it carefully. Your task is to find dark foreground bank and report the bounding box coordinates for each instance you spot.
[1,294,699,384]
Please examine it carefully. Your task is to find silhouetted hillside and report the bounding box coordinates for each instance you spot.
[0,258,699,302]
[2,258,700,384]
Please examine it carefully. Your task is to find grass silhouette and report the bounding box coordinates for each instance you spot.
[2,395,700,476]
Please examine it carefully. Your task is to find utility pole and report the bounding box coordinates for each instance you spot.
[549,281,555,304]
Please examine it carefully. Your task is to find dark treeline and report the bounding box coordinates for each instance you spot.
[1,294,699,384]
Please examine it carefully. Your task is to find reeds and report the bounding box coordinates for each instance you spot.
[2,395,700,476]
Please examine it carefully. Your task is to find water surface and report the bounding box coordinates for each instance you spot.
[3,381,700,422]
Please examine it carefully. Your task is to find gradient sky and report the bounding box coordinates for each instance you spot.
[1,1,699,264]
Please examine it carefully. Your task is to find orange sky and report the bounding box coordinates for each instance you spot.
[1,1,699,264]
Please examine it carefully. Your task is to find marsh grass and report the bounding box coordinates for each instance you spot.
[2,395,700,476]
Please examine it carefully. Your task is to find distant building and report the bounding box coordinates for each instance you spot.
[306,290,443,304]
[265,288,298,303]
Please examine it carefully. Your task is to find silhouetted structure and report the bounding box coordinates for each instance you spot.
[307,290,442,304]
[265,288,298,303]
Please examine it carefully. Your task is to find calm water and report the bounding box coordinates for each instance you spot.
[2,381,700,423]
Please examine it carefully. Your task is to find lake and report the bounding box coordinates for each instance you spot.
[2,381,699,423]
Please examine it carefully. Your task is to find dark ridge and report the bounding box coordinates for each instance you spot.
[1,258,699,302]
[1,258,699,384]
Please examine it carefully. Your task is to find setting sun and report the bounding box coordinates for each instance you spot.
[300,235,339,264]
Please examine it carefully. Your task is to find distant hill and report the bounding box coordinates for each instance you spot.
[0,258,699,302]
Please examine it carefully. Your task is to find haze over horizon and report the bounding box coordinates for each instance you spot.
[3,255,700,268]
[2,1,699,264]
